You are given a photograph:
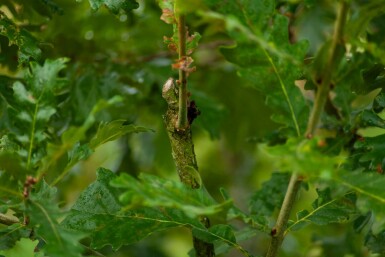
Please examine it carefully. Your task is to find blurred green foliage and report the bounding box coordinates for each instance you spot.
[1,0,385,257]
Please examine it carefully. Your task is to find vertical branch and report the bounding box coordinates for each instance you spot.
[305,0,349,137]
[162,3,214,256]
[176,14,189,130]
[266,1,349,257]
[266,174,302,257]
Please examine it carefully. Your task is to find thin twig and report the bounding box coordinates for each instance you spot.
[265,2,350,257]
[266,174,302,257]
[305,0,349,138]
[176,14,189,130]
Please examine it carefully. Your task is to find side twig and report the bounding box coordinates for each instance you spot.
[266,2,349,257]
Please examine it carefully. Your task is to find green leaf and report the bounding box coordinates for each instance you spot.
[38,97,123,181]
[6,58,69,170]
[0,224,30,251]
[89,120,152,149]
[191,90,227,139]
[26,58,69,97]
[365,230,385,255]
[204,0,274,27]
[0,172,21,198]
[26,180,85,257]
[157,0,175,24]
[220,188,268,231]
[63,168,250,256]
[207,8,309,135]
[259,137,345,178]
[358,110,385,129]
[286,188,357,232]
[0,151,28,181]
[354,134,385,170]
[111,172,232,218]
[88,0,139,14]
[214,227,257,256]
[373,91,385,112]
[0,238,38,257]
[0,151,27,198]
[192,224,235,244]
[30,0,64,18]
[66,143,93,168]
[62,168,185,249]
[0,12,42,64]
[337,171,385,213]
[249,172,290,216]
[192,224,252,257]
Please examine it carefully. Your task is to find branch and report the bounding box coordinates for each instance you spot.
[266,2,349,257]
[163,78,215,257]
[266,174,302,257]
[305,0,349,138]
[162,5,214,255]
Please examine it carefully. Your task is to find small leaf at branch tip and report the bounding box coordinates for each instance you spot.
[160,8,175,24]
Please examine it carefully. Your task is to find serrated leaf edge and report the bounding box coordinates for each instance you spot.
[285,193,349,234]
[113,213,252,257]
[31,201,62,246]
[337,177,385,204]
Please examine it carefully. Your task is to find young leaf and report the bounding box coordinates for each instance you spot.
[87,0,139,14]
[110,172,232,218]
[0,238,39,257]
[286,188,357,233]
[158,0,175,24]
[26,180,85,257]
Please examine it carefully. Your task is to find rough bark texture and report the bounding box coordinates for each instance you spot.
[162,78,215,257]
